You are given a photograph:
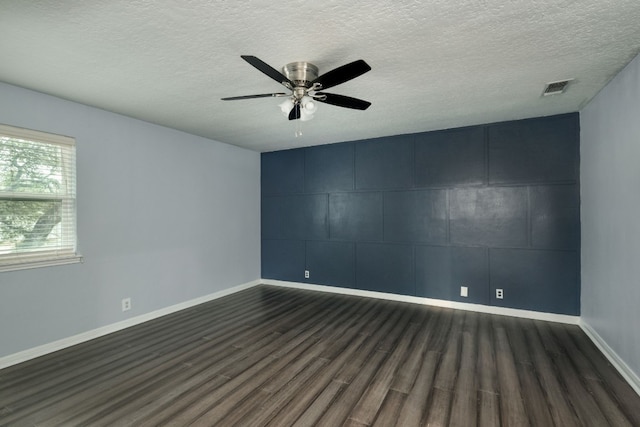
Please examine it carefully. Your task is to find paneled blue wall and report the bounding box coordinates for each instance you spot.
[261,113,580,315]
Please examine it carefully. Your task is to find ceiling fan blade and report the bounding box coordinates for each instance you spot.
[315,92,371,110]
[288,103,301,120]
[221,93,288,101]
[311,59,371,90]
[241,55,293,88]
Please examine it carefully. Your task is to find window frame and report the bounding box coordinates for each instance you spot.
[0,124,82,272]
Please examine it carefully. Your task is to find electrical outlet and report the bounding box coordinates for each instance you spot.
[304,270,310,279]
[496,289,504,300]
[460,286,468,297]
[122,297,132,312]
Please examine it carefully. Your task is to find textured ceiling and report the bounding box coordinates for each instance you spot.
[1,1,639,152]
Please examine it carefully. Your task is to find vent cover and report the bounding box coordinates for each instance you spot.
[543,79,573,96]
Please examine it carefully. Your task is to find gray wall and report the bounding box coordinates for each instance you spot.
[581,53,640,379]
[262,114,581,315]
[0,82,261,358]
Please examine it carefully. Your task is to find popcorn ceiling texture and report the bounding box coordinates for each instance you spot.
[1,0,639,151]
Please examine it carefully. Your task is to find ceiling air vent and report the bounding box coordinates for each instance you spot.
[542,79,573,96]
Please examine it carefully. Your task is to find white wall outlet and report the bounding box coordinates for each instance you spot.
[304,270,310,279]
[460,286,468,297]
[122,297,132,312]
[496,289,504,300]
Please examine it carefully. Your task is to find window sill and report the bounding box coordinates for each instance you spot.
[0,255,83,273]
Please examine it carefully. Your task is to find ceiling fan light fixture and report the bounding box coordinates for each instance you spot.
[300,110,314,122]
[300,97,317,121]
[302,96,317,114]
[279,96,317,121]
[279,98,294,115]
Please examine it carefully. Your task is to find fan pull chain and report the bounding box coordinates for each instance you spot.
[295,120,303,138]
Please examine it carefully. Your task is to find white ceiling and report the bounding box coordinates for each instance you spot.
[1,1,639,152]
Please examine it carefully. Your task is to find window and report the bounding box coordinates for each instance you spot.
[0,124,81,272]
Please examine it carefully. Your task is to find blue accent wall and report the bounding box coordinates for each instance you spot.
[261,113,580,315]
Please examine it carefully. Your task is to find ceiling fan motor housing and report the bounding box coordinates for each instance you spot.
[282,62,319,88]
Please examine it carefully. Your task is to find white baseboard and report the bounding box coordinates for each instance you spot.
[262,279,580,325]
[580,320,640,397]
[0,279,261,370]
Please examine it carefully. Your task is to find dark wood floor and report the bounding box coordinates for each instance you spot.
[1,286,639,426]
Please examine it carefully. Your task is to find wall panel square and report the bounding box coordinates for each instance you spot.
[356,243,415,295]
[355,135,414,189]
[416,246,489,304]
[488,114,578,184]
[305,143,354,193]
[415,126,485,186]
[262,239,306,282]
[306,241,355,288]
[450,187,528,247]
[329,192,383,241]
[531,184,580,249]
[262,149,305,195]
[490,248,579,315]
[384,190,447,244]
[262,194,328,240]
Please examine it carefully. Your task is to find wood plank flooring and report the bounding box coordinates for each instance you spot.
[1,285,639,426]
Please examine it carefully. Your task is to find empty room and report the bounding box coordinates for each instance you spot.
[1,1,639,426]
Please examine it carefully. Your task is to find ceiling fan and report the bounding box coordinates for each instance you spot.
[221,55,372,121]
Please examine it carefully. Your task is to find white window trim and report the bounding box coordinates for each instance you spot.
[0,252,83,273]
[0,124,81,273]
